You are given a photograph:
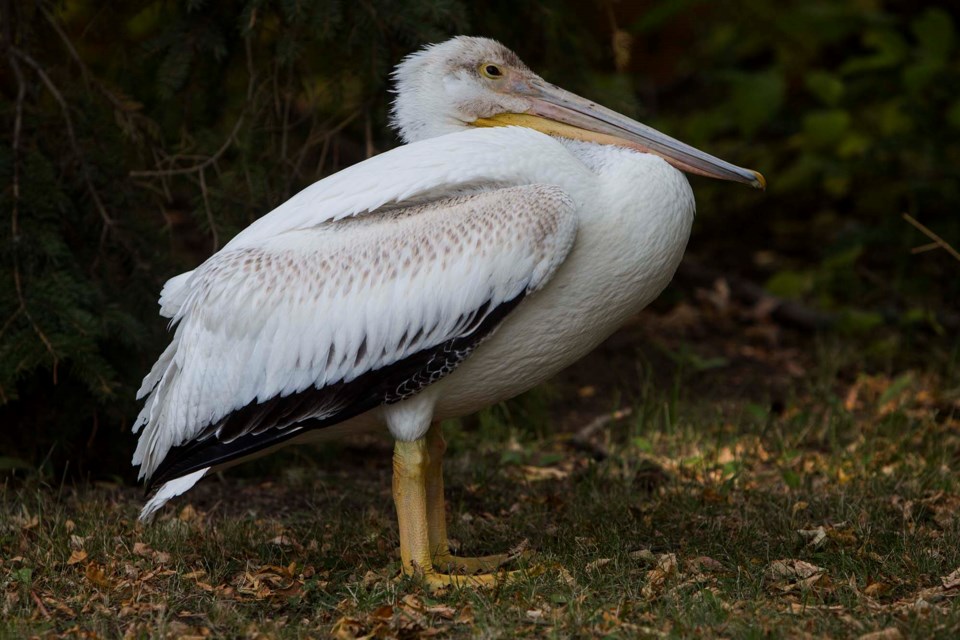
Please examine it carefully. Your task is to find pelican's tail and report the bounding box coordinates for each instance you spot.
[139,467,209,522]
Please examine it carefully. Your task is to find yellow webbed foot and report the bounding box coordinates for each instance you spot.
[431,548,535,574]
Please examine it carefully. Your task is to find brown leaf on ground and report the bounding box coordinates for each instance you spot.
[765,559,825,592]
[235,564,302,600]
[519,465,569,481]
[370,604,393,621]
[84,563,112,589]
[630,549,657,563]
[797,523,857,549]
[455,604,474,625]
[685,556,724,573]
[863,580,891,597]
[941,568,960,590]
[919,492,960,530]
[797,526,827,548]
[66,549,87,565]
[858,628,903,640]
[641,553,678,599]
[585,558,612,572]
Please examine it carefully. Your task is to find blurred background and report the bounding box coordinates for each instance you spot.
[1,0,957,481]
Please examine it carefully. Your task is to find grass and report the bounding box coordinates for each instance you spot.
[2,327,960,638]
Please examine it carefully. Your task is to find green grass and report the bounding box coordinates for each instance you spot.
[2,338,960,638]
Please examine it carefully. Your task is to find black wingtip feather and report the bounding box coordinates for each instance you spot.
[145,292,526,492]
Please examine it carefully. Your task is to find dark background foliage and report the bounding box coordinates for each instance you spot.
[1,0,957,481]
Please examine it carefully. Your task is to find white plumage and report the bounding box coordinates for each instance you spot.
[133,175,578,480]
[133,36,762,580]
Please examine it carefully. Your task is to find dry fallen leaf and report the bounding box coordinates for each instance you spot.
[179,504,198,522]
[798,526,828,548]
[66,549,88,565]
[686,556,724,573]
[858,628,903,640]
[556,565,577,587]
[371,604,393,621]
[455,604,475,625]
[84,563,112,589]
[641,553,678,598]
[864,581,891,597]
[424,603,456,619]
[765,559,826,593]
[630,549,657,563]
[941,568,960,590]
[519,465,569,482]
[585,558,612,572]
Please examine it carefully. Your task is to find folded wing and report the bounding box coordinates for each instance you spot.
[133,184,578,494]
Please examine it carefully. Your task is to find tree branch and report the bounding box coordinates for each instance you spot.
[10,45,114,232]
[4,19,59,378]
[903,213,960,263]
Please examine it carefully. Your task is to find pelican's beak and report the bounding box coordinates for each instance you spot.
[474,79,766,190]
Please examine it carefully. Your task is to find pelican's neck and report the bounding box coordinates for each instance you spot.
[556,137,695,222]
[554,136,696,307]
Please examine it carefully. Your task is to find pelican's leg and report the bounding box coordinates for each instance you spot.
[424,423,532,573]
[393,435,522,590]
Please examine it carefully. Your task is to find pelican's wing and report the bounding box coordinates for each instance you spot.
[157,127,578,319]
[133,184,577,503]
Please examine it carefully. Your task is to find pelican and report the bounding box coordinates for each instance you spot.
[133,36,764,589]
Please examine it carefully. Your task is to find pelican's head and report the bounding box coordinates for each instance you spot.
[391,36,765,189]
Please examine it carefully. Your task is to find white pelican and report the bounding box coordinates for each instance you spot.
[134,36,764,589]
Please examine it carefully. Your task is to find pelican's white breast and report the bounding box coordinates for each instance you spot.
[431,142,695,416]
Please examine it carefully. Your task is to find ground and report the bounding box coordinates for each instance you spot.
[2,292,959,639]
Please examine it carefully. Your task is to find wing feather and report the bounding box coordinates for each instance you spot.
[133,183,578,481]
[156,127,581,319]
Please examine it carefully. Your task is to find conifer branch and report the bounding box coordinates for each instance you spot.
[127,113,247,179]
[4,20,59,378]
[9,46,115,235]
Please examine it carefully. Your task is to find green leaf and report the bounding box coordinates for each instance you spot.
[837,133,870,159]
[912,8,954,62]
[766,270,813,299]
[821,245,863,271]
[841,29,907,74]
[836,310,885,333]
[947,100,960,130]
[726,71,785,136]
[878,372,915,408]
[902,61,944,94]
[631,0,705,33]
[805,71,844,106]
[876,101,912,136]
[745,404,768,421]
[803,109,851,148]
[499,450,525,466]
[538,453,565,466]
[781,469,802,489]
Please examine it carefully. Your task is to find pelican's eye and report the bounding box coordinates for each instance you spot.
[480,63,504,79]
